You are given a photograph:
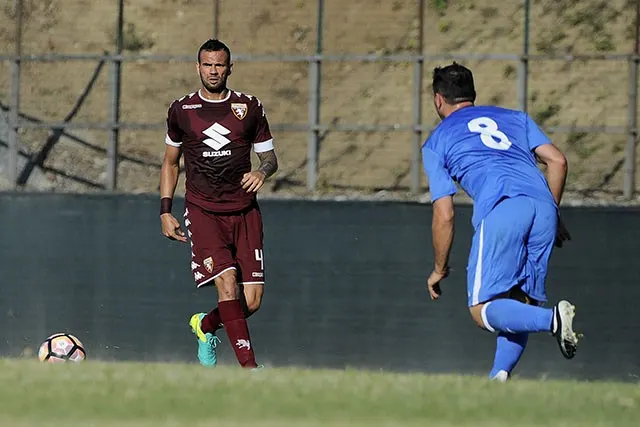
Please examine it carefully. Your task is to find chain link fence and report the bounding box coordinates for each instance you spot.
[0,0,638,200]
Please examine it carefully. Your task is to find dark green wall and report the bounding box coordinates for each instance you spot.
[1,193,638,381]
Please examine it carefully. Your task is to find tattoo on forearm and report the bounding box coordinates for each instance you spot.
[257,150,278,178]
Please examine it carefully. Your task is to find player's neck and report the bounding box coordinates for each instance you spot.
[200,87,229,101]
[443,102,474,118]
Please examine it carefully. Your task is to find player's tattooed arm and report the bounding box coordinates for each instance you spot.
[256,149,279,179]
[242,149,278,192]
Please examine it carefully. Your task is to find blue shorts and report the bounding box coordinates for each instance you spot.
[466,196,557,307]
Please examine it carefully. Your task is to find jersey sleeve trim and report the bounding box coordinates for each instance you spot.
[165,134,182,147]
[253,139,274,153]
[430,188,457,203]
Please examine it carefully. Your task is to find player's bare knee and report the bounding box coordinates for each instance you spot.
[469,304,489,330]
[215,270,239,301]
[217,284,239,300]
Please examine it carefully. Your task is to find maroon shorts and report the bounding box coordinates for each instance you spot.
[184,201,265,288]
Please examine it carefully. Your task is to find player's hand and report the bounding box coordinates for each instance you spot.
[160,213,187,242]
[427,268,449,300]
[241,171,266,193]
[555,216,571,248]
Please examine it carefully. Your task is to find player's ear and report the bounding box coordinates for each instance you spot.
[434,93,442,110]
[433,93,447,119]
[228,62,233,76]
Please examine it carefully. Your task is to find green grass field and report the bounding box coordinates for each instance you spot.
[1,359,638,427]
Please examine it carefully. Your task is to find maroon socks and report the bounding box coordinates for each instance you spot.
[217,299,257,368]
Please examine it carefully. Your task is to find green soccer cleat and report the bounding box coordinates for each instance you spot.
[189,313,221,367]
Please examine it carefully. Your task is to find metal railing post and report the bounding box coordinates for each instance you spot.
[307,0,323,191]
[410,0,425,194]
[623,1,640,199]
[213,0,220,39]
[107,0,124,191]
[8,0,23,189]
[517,0,530,113]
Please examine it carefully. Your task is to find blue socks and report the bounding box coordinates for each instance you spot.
[490,332,529,378]
[482,299,553,334]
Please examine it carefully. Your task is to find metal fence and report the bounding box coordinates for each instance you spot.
[0,0,639,197]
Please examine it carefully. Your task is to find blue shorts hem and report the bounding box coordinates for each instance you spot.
[466,289,548,307]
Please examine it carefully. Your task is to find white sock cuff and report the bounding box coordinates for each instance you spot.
[481,302,496,332]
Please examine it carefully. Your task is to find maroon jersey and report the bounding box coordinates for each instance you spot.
[165,89,274,213]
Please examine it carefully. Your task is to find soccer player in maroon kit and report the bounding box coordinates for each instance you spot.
[159,39,278,369]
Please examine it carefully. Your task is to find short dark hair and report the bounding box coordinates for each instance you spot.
[432,62,476,104]
[197,39,231,64]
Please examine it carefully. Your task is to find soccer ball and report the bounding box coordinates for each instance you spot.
[38,333,86,363]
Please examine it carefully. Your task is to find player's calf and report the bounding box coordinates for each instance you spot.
[218,299,259,368]
[472,298,581,359]
[470,299,554,334]
[489,332,528,381]
[214,271,259,368]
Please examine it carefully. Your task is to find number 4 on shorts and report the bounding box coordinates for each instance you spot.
[254,249,264,270]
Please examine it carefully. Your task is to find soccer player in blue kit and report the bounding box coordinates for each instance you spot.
[422,63,579,381]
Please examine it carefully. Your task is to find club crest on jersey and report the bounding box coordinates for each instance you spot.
[231,103,248,120]
[203,256,214,273]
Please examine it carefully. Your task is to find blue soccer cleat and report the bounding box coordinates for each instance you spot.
[189,313,221,367]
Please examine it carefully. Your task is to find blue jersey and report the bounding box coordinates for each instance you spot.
[422,105,556,229]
